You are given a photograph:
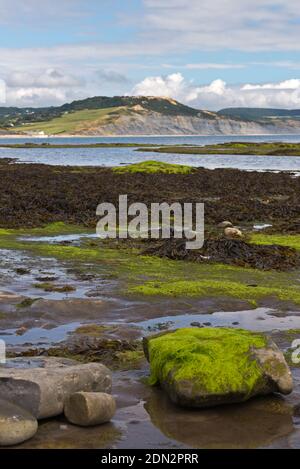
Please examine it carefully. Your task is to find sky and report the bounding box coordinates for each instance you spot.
[2,0,300,110]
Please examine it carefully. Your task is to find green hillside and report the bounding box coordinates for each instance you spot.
[13,107,129,134]
[218,107,300,121]
[0,95,201,130]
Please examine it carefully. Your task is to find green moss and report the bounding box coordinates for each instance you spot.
[0,222,90,243]
[284,329,300,336]
[0,228,14,236]
[284,349,300,368]
[74,324,116,337]
[131,277,300,305]
[17,298,40,308]
[251,233,300,251]
[113,160,194,174]
[147,328,267,397]
[115,349,145,369]
[33,282,76,293]
[2,225,300,306]
[23,222,90,236]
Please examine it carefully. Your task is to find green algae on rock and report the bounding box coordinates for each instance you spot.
[112,161,194,174]
[2,226,300,307]
[144,328,293,408]
[33,283,76,293]
[251,233,300,251]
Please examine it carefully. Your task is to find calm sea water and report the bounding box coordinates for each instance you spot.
[1,134,300,171]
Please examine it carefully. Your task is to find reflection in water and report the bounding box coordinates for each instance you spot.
[16,418,122,449]
[137,308,300,333]
[145,388,294,449]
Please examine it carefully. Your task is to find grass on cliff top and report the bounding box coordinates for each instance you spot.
[147,327,267,396]
[112,160,194,174]
[1,223,300,306]
[13,107,128,135]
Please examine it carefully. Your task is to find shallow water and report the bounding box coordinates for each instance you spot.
[253,223,273,230]
[0,322,81,346]
[2,304,300,347]
[18,232,98,244]
[1,135,300,171]
[1,243,300,448]
[136,307,300,333]
[0,247,115,301]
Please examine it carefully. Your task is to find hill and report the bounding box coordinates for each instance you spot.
[218,107,300,122]
[0,96,200,128]
[1,96,300,136]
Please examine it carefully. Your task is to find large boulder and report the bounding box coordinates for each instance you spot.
[0,357,112,419]
[0,399,38,446]
[143,328,293,408]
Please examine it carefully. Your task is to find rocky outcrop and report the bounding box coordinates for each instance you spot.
[0,357,112,419]
[144,328,293,408]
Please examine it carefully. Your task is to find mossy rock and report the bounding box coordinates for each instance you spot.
[143,328,293,408]
[112,161,194,174]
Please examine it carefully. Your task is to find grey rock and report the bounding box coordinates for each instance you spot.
[190,322,202,327]
[0,399,38,446]
[254,343,293,395]
[64,392,116,427]
[0,357,112,419]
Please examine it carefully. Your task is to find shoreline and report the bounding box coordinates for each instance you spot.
[2,132,300,139]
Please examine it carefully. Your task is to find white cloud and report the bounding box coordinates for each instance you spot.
[96,70,129,84]
[1,68,86,106]
[163,63,245,70]
[6,87,69,107]
[0,0,89,25]
[242,79,300,90]
[6,69,83,89]
[132,73,185,98]
[142,0,300,52]
[184,64,245,70]
[2,1,300,106]
[132,73,300,110]
[0,79,6,104]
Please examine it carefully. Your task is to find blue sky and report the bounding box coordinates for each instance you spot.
[1,0,300,109]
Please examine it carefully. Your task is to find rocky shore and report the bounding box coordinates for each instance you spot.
[0,156,300,448]
[0,159,299,229]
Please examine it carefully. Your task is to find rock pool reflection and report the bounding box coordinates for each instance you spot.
[145,388,294,448]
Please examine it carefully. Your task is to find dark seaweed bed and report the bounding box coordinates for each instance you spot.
[0,159,299,230]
